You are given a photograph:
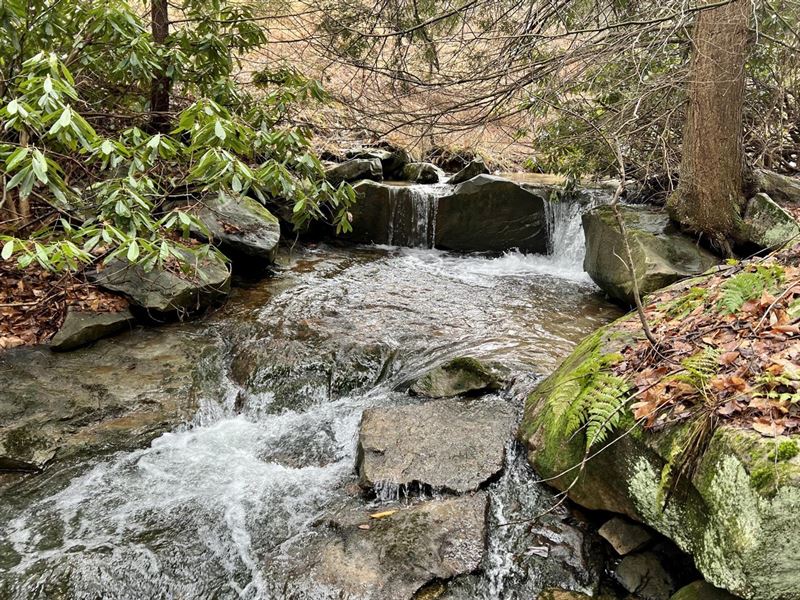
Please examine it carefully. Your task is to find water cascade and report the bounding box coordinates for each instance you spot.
[0,192,621,599]
[386,183,452,248]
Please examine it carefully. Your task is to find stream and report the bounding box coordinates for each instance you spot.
[0,195,622,599]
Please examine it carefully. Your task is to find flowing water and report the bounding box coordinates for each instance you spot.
[0,193,621,599]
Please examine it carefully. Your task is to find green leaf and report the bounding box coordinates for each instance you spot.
[127,240,140,261]
[5,147,30,170]
[214,120,226,141]
[1,240,14,260]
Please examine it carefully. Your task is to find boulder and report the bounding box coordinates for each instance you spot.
[307,494,487,599]
[90,251,230,315]
[755,169,800,205]
[50,308,136,351]
[449,158,490,185]
[410,356,502,398]
[739,193,800,250]
[356,397,516,493]
[345,180,437,247]
[670,581,741,600]
[346,146,413,180]
[401,161,445,184]
[519,315,800,600]
[190,192,280,263]
[325,158,383,185]
[598,516,652,555]
[614,552,675,600]
[435,175,548,253]
[582,205,719,306]
[0,328,202,477]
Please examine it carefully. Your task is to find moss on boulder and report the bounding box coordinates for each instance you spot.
[519,314,800,600]
[582,205,719,307]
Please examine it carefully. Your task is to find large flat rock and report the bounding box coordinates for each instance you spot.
[434,175,548,253]
[357,397,516,493]
[308,493,488,599]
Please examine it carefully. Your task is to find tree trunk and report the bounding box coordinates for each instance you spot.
[149,0,170,133]
[668,0,751,252]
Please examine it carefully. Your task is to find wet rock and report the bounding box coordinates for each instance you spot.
[448,158,489,185]
[326,158,383,185]
[755,169,800,205]
[49,308,136,351]
[582,205,719,306]
[434,175,548,253]
[519,309,800,600]
[0,328,202,479]
[190,191,281,263]
[309,494,487,599]
[357,397,515,493]
[614,552,675,600]
[598,516,652,556]
[410,356,502,398]
[90,250,230,315]
[347,146,413,180]
[670,581,741,600]
[402,162,445,184]
[738,193,800,250]
[345,180,437,247]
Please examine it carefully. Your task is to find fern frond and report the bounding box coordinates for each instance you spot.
[584,372,628,449]
[718,265,785,315]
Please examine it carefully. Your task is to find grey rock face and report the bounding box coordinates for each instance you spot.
[90,251,231,315]
[346,147,413,179]
[434,175,548,253]
[326,158,383,185]
[598,516,652,556]
[739,192,800,249]
[356,397,516,493]
[582,205,719,306]
[448,158,490,185]
[755,169,800,205]
[308,493,488,599]
[614,552,675,600]
[192,192,280,263]
[50,308,136,352]
[410,356,502,398]
[401,161,445,184]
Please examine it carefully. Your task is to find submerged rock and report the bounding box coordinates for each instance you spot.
[401,161,445,184]
[582,205,719,306]
[190,191,281,264]
[739,192,800,249]
[49,308,135,352]
[308,493,487,599]
[356,397,515,493]
[90,250,231,315]
[519,314,800,600]
[0,329,202,478]
[448,158,490,185]
[410,356,503,398]
[326,157,383,185]
[435,175,548,253]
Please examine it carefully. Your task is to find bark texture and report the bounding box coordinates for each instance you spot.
[668,0,751,250]
[149,0,170,133]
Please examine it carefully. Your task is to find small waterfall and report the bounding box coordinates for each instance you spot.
[387,183,452,248]
[544,189,609,274]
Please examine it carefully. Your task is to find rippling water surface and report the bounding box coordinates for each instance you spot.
[0,234,621,598]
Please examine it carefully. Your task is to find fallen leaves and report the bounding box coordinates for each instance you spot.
[621,242,800,438]
[0,261,128,349]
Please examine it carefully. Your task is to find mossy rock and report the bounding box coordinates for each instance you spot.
[411,356,503,398]
[738,193,800,250]
[582,205,720,307]
[518,314,800,600]
[670,581,741,600]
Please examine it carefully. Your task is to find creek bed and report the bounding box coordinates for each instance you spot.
[0,243,621,599]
